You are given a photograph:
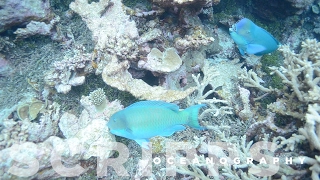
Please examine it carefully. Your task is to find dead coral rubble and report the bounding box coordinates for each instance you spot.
[0,96,122,179]
[102,56,196,102]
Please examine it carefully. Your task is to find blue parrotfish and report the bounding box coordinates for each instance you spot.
[229,18,280,56]
[107,101,205,149]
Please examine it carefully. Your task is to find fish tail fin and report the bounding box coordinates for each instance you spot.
[184,104,206,130]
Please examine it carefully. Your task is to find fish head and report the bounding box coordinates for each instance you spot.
[230,18,280,56]
[230,26,247,55]
[107,111,127,133]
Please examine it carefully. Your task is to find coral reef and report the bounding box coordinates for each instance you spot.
[286,0,315,10]
[242,39,320,179]
[2,0,320,178]
[0,101,60,149]
[68,0,198,102]
[270,39,320,104]
[0,53,11,77]
[241,39,320,119]
[276,104,320,180]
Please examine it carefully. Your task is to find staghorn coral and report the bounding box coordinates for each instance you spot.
[240,68,273,93]
[102,55,196,102]
[241,39,320,179]
[241,39,320,119]
[270,39,320,104]
[299,104,320,151]
[187,60,233,119]
[275,104,320,180]
[266,39,320,118]
[237,86,253,120]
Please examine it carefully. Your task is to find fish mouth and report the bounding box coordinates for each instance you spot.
[229,25,236,32]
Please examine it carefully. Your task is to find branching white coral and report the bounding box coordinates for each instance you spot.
[269,39,320,103]
[274,103,320,179]
[240,68,273,93]
[187,60,233,119]
[299,103,320,151]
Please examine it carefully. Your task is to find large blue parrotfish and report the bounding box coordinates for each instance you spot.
[107,101,205,149]
[229,18,280,56]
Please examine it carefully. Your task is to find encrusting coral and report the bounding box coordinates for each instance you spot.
[70,0,139,60]
[175,32,215,53]
[89,88,107,112]
[44,45,91,94]
[102,55,196,102]
[14,16,61,40]
[138,47,182,74]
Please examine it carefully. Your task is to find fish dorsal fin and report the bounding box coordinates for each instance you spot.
[126,101,179,112]
[256,27,280,45]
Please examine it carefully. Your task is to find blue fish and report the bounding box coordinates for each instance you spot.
[229,18,280,56]
[107,101,205,148]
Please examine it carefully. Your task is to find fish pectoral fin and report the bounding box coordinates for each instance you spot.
[135,139,150,149]
[111,128,133,139]
[159,125,186,137]
[246,44,266,54]
[126,128,133,134]
[239,48,245,56]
